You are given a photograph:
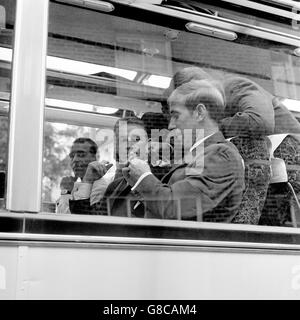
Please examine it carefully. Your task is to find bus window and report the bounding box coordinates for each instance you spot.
[0,0,15,211]
[41,0,300,233]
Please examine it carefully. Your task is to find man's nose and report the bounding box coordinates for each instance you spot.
[168,118,176,130]
[71,153,80,162]
[127,140,134,148]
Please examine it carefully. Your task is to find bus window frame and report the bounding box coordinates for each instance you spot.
[2,212,300,252]
[2,0,300,248]
[6,0,48,212]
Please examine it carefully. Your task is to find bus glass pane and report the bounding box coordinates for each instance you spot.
[43,0,300,231]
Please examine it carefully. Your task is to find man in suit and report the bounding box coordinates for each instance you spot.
[162,67,275,225]
[163,66,300,225]
[56,137,105,213]
[68,117,146,215]
[97,116,172,217]
[122,79,245,222]
[69,116,171,216]
[163,66,300,137]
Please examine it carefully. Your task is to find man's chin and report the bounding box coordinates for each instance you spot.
[73,169,84,179]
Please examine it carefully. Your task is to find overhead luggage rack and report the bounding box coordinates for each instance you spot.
[160,0,300,24]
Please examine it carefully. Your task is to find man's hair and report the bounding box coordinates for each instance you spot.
[114,116,145,133]
[141,112,169,136]
[162,67,222,113]
[168,79,225,124]
[173,67,213,88]
[73,137,98,154]
[164,67,213,99]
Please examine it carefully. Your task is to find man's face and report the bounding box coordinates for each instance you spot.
[127,124,148,150]
[168,103,202,155]
[69,142,96,179]
[127,124,148,161]
[118,124,148,162]
[168,103,199,131]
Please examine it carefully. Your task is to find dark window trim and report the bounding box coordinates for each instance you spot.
[1,212,300,248]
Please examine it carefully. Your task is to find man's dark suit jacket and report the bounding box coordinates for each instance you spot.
[133,131,245,222]
[69,166,171,216]
[70,132,244,222]
[220,76,300,138]
[96,177,145,217]
[68,169,141,216]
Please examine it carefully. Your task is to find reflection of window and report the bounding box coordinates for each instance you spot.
[46,98,119,114]
[116,36,173,77]
[271,52,300,100]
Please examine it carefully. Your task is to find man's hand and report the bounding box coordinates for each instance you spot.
[122,158,151,186]
[82,160,113,183]
[60,176,77,193]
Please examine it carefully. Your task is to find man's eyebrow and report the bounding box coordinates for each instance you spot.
[70,150,86,154]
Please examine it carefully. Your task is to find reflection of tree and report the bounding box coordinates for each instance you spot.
[43,123,74,202]
[0,117,100,203]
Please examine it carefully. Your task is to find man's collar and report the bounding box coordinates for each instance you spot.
[189,131,224,152]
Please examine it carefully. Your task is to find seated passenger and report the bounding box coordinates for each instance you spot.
[259,133,300,226]
[163,67,274,224]
[56,137,112,213]
[97,117,150,217]
[165,67,300,226]
[97,116,173,217]
[164,66,300,136]
[163,66,294,137]
[69,117,172,215]
[122,80,245,222]
[141,112,172,180]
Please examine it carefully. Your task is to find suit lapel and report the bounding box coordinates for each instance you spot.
[161,131,227,183]
[161,163,188,183]
[108,178,130,209]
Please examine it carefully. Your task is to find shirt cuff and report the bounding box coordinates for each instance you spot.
[131,172,152,191]
[72,182,92,200]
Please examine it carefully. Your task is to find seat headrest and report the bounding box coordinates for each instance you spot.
[269,157,288,184]
[267,133,300,157]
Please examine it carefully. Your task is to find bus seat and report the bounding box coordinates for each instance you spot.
[230,136,271,225]
[259,134,300,227]
[287,183,300,228]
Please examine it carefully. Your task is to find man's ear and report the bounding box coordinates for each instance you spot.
[194,103,207,121]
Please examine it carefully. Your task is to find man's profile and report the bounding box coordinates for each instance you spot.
[123,79,245,222]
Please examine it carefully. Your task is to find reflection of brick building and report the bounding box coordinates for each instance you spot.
[48,2,299,105]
